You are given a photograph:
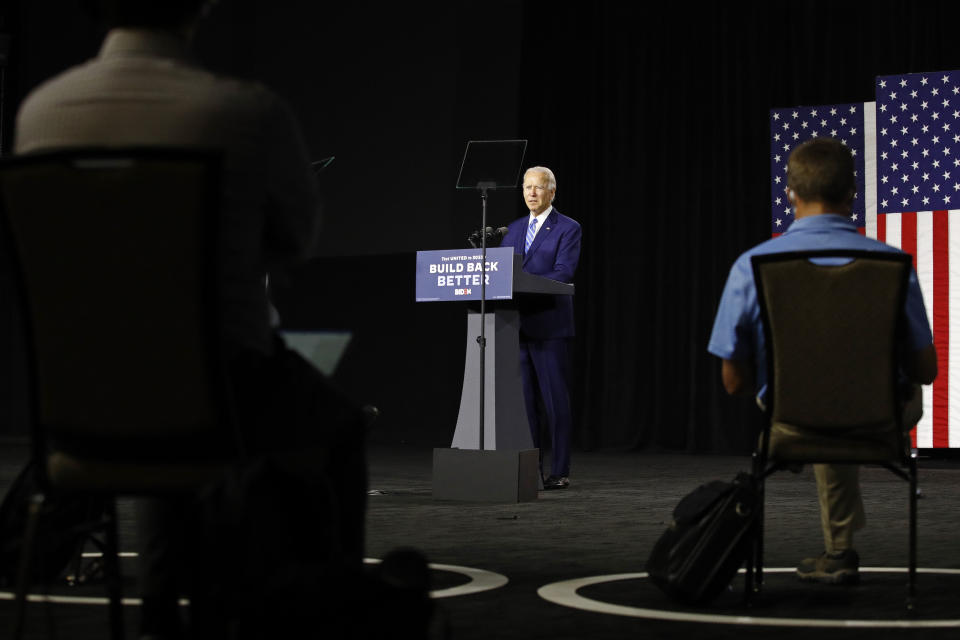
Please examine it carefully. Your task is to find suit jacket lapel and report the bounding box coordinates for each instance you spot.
[523,208,558,266]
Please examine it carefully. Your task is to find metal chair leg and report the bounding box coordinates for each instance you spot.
[755,479,765,595]
[745,453,766,605]
[743,535,755,605]
[102,500,125,640]
[907,456,918,613]
[12,494,45,640]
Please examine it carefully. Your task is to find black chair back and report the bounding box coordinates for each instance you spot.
[752,250,912,462]
[0,149,235,467]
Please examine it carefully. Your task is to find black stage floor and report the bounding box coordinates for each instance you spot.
[2,440,959,639]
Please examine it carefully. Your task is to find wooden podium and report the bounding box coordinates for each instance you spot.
[416,248,574,501]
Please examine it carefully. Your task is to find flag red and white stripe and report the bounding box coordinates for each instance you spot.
[873,209,957,447]
[872,71,960,449]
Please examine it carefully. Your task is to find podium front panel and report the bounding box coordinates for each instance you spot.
[451,307,533,450]
[415,247,515,302]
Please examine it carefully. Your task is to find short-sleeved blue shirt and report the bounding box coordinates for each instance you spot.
[708,214,934,399]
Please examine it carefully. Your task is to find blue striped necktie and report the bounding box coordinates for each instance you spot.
[525,217,538,252]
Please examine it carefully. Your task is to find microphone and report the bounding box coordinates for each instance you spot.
[467,226,509,248]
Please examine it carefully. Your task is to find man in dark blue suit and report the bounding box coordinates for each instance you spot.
[500,167,581,489]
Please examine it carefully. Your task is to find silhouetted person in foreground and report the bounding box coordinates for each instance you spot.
[14,1,382,636]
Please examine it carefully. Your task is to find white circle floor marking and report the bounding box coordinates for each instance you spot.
[0,552,151,605]
[537,568,960,628]
[363,558,508,599]
[0,592,155,606]
[0,555,506,605]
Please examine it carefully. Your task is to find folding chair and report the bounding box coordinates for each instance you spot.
[745,249,918,612]
[0,148,242,638]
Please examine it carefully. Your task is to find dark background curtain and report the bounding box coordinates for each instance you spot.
[2,1,959,453]
[511,1,960,453]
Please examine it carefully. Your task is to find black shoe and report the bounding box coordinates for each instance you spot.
[796,549,860,585]
[542,476,569,490]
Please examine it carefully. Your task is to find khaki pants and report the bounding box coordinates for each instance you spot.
[814,464,864,552]
[814,384,922,553]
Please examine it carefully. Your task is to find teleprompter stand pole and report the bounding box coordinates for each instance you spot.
[477,181,495,450]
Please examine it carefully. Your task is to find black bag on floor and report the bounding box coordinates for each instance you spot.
[645,471,758,604]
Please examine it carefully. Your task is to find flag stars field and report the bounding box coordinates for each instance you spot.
[769,101,866,235]
[877,72,960,212]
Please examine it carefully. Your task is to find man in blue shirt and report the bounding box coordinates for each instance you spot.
[708,138,937,584]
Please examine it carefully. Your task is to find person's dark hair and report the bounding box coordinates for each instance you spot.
[80,0,208,30]
[786,137,856,206]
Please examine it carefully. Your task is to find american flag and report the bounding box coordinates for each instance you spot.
[875,71,960,449]
[768,75,960,449]
[769,103,867,236]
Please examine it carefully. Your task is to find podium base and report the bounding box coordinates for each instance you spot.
[432,448,539,502]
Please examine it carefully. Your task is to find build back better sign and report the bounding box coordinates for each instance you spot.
[415,247,515,301]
